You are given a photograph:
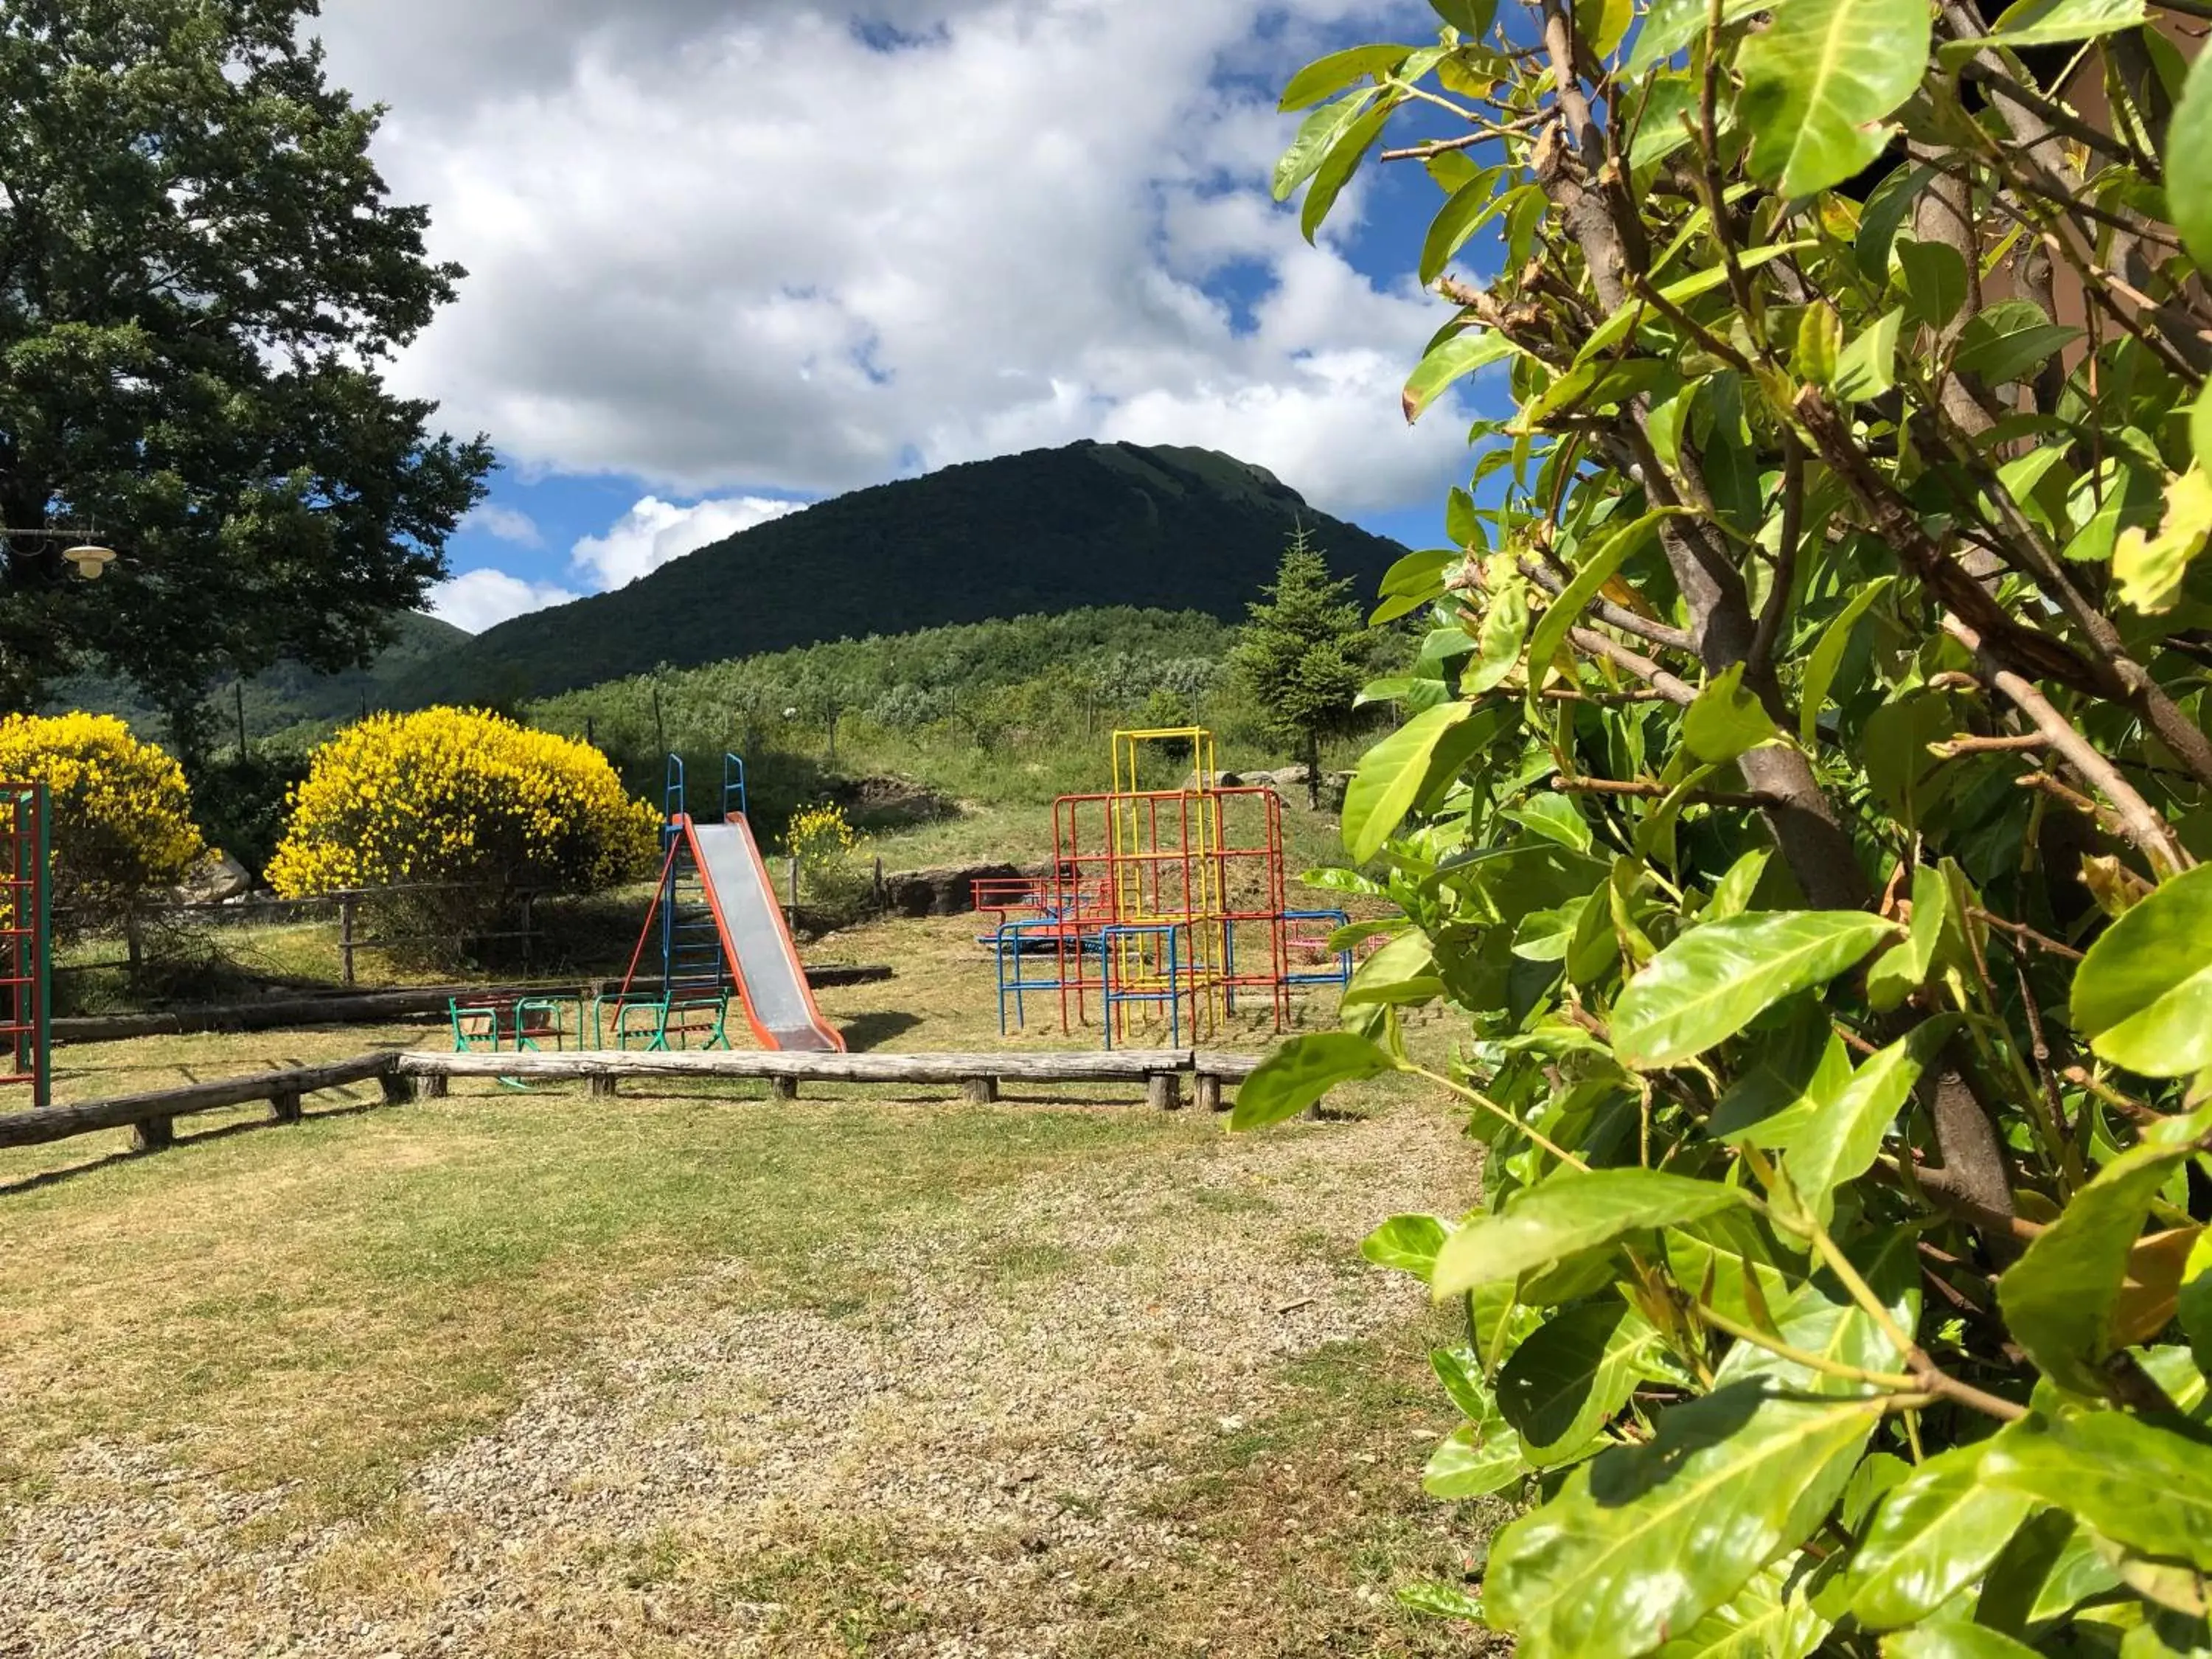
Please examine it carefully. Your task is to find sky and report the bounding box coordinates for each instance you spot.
[310,0,1496,634]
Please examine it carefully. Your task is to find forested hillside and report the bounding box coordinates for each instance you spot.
[392,440,1408,705]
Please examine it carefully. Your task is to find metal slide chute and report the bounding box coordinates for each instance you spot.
[684,815,844,1053]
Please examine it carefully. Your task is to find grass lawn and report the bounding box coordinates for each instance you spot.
[2,911,1492,1657]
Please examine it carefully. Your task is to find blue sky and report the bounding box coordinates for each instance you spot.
[314,0,1506,631]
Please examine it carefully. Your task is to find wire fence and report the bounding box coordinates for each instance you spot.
[55,882,566,987]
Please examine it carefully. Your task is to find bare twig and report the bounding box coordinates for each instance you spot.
[1520,557,1694,653]
[1945,616,2193,874]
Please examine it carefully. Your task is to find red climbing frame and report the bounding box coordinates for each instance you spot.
[0,783,51,1112]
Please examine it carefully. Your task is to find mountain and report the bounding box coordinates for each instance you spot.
[392,441,1409,706]
[52,611,472,741]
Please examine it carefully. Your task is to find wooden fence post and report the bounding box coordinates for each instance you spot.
[338,893,358,988]
[787,856,801,911]
[588,1074,618,1099]
[962,1076,998,1104]
[132,1115,173,1152]
[270,1088,302,1124]
[770,1076,799,1101]
[125,908,143,976]
[380,1069,413,1105]
[1194,1074,1223,1113]
[520,891,535,978]
[1147,1073,1183,1111]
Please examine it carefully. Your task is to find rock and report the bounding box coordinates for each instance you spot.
[879,862,1023,917]
[1180,770,1246,790]
[171,849,252,905]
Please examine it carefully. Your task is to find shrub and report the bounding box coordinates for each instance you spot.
[269,709,658,942]
[785,799,873,919]
[0,712,204,916]
[190,746,313,884]
[1251,13,2212,1659]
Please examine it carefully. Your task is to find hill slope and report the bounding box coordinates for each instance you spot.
[394,441,1408,706]
[52,611,472,740]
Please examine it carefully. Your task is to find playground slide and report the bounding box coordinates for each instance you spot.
[686,817,846,1052]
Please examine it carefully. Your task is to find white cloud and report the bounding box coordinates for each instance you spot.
[313,0,1466,521]
[464,504,545,546]
[569,495,809,590]
[428,568,585,633]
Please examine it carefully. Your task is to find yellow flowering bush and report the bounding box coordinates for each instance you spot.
[0,712,204,914]
[786,800,872,916]
[269,709,658,910]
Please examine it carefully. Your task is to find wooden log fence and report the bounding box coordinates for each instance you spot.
[0,1052,406,1152]
[0,1045,1276,1163]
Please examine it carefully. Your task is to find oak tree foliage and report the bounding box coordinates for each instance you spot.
[0,0,490,757]
[1248,0,2212,1652]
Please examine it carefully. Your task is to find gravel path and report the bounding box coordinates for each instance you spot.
[3,1105,1474,1658]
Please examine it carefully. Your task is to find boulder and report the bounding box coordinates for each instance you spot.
[172,849,253,905]
[880,861,1023,917]
[1180,770,1247,790]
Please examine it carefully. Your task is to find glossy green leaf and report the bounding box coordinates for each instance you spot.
[1274,87,1380,201]
[1798,576,1894,747]
[1228,1031,1396,1130]
[2154,41,2210,260]
[1612,911,1899,1068]
[1796,302,1842,386]
[1371,548,1461,625]
[1486,1382,1887,1659]
[1954,300,2083,385]
[1464,576,1528,696]
[1833,307,1904,403]
[1427,0,1496,34]
[1405,327,1519,422]
[1507,791,1593,855]
[1705,849,1771,923]
[1666,1209,1800,1324]
[1343,700,1476,861]
[1629,73,1701,170]
[1983,1409,2212,1571]
[2071,862,2212,1076]
[1517,358,1678,432]
[1496,1299,1666,1461]
[1301,102,1392,243]
[1784,1016,1953,1225]
[1683,661,1779,765]
[1424,1424,1524,1498]
[1655,1563,1830,1659]
[1711,1000,1850,1147]
[1432,1169,1748,1297]
[1421,169,1506,285]
[1865,864,1950,1012]
[1882,1625,2043,1659]
[1996,1103,2212,1395]
[2113,467,2212,616]
[1737,0,1929,198]
[1628,0,1770,74]
[1523,510,1665,699]
[1363,1212,1452,1279]
[1342,925,1442,1005]
[1280,43,1413,111]
[1896,239,1969,331]
[1578,245,1815,365]
[1950,0,2146,55]
[1396,1580,1489,1620]
[1846,1442,2037,1629]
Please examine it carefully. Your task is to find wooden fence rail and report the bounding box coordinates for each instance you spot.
[0,1045,1272,1162]
[0,1052,406,1152]
[395,1047,1254,1109]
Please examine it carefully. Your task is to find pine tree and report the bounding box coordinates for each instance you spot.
[1229,529,1372,809]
